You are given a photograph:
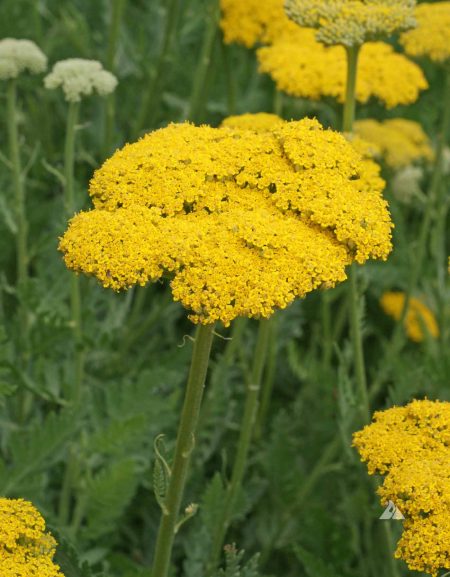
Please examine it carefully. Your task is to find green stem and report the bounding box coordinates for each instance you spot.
[342,45,359,133]
[321,290,333,369]
[273,89,283,117]
[187,1,220,122]
[254,316,278,439]
[133,0,181,135]
[7,79,29,359]
[64,101,80,217]
[103,0,127,155]
[64,101,84,404]
[348,266,370,422]
[342,44,369,423]
[207,318,272,574]
[220,36,237,116]
[151,323,215,577]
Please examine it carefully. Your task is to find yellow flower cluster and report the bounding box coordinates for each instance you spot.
[60,120,392,326]
[353,399,450,576]
[257,30,428,108]
[0,498,64,577]
[220,0,295,47]
[380,292,439,342]
[401,2,450,63]
[354,119,434,168]
[220,112,286,132]
[285,0,416,46]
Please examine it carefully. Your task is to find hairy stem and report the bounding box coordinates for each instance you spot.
[151,323,215,577]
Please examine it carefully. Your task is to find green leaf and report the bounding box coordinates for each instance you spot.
[83,458,139,539]
[293,544,335,577]
[1,410,80,494]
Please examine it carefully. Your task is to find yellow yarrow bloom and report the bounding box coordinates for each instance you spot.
[257,30,428,108]
[400,2,450,63]
[353,399,450,576]
[354,118,433,168]
[220,112,286,132]
[60,120,392,326]
[380,291,439,341]
[0,498,64,577]
[220,0,296,47]
[285,0,416,47]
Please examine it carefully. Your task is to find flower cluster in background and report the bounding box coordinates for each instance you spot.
[380,292,439,342]
[401,1,450,63]
[353,399,450,576]
[0,38,47,79]
[354,119,433,168]
[44,58,117,102]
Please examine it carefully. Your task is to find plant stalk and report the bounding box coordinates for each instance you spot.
[187,1,220,122]
[151,322,215,577]
[207,318,272,574]
[133,0,181,135]
[7,79,29,360]
[64,101,84,404]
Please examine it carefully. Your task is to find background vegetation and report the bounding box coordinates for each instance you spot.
[0,1,448,576]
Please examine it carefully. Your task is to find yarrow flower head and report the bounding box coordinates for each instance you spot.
[257,29,428,108]
[220,0,296,47]
[354,119,433,168]
[59,120,392,326]
[400,2,450,63]
[44,59,117,102]
[0,38,47,80]
[353,399,450,576]
[0,497,64,577]
[380,291,439,342]
[220,112,286,132]
[284,0,416,47]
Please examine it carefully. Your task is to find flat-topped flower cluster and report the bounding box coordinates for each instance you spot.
[59,120,393,325]
[353,399,450,576]
[285,0,416,46]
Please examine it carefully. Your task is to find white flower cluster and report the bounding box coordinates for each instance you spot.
[44,59,118,102]
[0,38,47,80]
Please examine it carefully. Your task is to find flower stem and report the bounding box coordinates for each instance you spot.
[151,322,215,577]
[103,0,128,155]
[342,44,369,423]
[187,0,220,123]
[133,0,181,135]
[7,79,29,361]
[342,45,359,133]
[207,317,272,574]
[64,101,84,404]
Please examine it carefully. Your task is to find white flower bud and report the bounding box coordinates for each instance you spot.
[44,58,118,102]
[0,38,47,80]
